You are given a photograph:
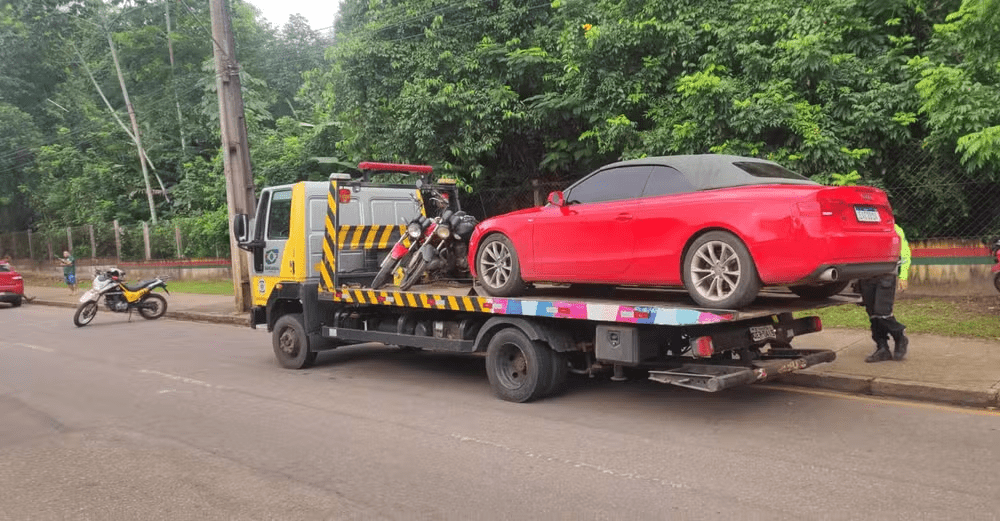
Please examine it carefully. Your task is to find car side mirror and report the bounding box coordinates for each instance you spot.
[547,190,565,207]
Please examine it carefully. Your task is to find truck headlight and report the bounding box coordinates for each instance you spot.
[436,225,451,239]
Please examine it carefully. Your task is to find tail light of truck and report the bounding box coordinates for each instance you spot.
[811,316,822,332]
[691,336,714,358]
[339,188,351,204]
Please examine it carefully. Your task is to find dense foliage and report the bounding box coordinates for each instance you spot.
[1,0,998,246]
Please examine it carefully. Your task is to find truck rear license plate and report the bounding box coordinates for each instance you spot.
[854,206,881,223]
[750,325,776,342]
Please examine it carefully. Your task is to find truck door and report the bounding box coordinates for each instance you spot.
[261,188,293,276]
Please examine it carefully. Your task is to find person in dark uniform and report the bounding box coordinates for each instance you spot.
[859,224,910,363]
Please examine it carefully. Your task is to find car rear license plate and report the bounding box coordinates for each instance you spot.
[750,325,777,342]
[854,206,881,223]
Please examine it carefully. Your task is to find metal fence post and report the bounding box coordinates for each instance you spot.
[66,227,73,253]
[27,230,33,261]
[114,220,122,263]
[89,224,96,260]
[532,179,542,207]
[175,224,183,258]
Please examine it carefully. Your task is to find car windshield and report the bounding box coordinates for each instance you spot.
[732,161,811,181]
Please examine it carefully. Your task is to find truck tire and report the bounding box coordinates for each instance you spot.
[682,231,761,309]
[540,343,568,398]
[789,281,850,299]
[273,313,317,369]
[485,328,554,403]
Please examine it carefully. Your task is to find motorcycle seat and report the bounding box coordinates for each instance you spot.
[125,280,157,291]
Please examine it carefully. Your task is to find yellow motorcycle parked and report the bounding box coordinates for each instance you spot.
[73,268,169,327]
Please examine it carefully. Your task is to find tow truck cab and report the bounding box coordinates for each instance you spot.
[233,163,458,331]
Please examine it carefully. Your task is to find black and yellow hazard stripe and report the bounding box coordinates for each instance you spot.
[320,180,340,293]
[333,288,489,312]
[337,225,409,250]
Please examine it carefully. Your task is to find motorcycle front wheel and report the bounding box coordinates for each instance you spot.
[399,256,428,291]
[138,293,168,320]
[371,252,410,289]
[73,301,98,327]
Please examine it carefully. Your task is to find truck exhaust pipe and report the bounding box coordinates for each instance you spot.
[818,268,839,282]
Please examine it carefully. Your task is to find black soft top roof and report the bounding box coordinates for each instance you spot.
[602,154,819,191]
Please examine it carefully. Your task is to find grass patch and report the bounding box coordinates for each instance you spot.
[163,279,234,295]
[796,296,1000,340]
[23,273,234,296]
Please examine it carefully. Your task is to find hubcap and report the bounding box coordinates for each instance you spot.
[279,328,300,357]
[690,240,741,301]
[481,241,512,289]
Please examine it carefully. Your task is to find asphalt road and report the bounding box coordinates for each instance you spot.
[2,305,998,520]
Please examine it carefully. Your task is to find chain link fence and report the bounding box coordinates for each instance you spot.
[0,219,231,264]
[875,144,1000,241]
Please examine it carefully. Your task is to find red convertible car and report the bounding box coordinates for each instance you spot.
[0,261,25,307]
[468,154,901,308]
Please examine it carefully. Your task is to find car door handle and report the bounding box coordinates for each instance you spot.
[616,213,633,222]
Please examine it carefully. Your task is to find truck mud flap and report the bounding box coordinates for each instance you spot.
[647,349,836,392]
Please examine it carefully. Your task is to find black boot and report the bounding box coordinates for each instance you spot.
[892,334,908,361]
[865,343,893,363]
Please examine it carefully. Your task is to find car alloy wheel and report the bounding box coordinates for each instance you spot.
[481,240,513,289]
[690,239,743,301]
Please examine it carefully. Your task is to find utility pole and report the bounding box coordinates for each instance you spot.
[210,0,255,311]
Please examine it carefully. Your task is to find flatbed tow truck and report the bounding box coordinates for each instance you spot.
[235,163,849,402]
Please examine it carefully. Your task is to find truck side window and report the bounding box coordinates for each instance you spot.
[267,190,293,240]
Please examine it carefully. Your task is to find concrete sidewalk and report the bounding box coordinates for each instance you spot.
[20,284,1000,409]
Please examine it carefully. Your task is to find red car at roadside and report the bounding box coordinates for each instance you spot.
[468,154,901,309]
[0,261,25,307]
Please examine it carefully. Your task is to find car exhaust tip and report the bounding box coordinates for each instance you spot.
[818,268,839,282]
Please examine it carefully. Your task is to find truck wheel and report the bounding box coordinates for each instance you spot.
[541,344,569,398]
[273,313,317,369]
[476,234,525,297]
[789,281,850,299]
[11,296,22,307]
[682,231,761,309]
[485,328,554,403]
[73,301,98,327]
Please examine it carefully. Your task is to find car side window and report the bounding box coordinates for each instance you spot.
[642,166,695,197]
[565,165,652,204]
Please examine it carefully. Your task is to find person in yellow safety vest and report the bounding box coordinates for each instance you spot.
[859,224,910,363]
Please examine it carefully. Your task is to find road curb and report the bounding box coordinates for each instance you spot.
[777,371,1000,409]
[27,299,248,327]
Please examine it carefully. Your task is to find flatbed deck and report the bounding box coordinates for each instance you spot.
[320,283,857,326]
